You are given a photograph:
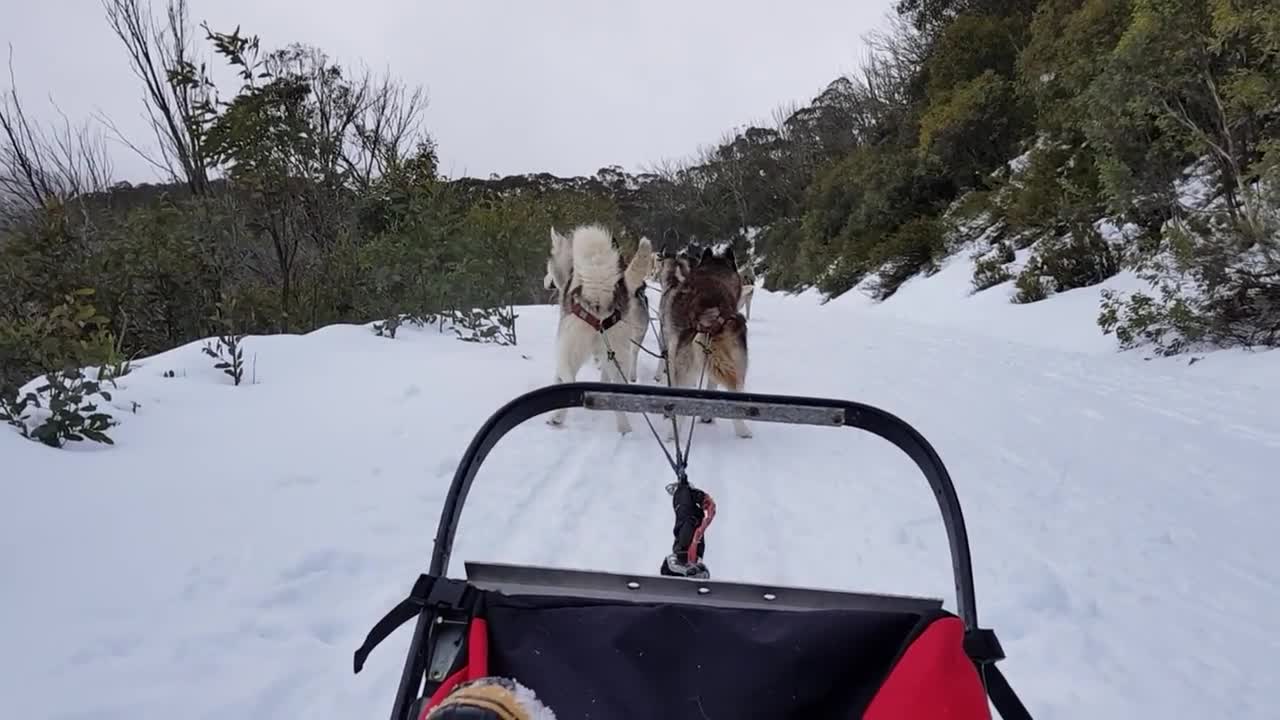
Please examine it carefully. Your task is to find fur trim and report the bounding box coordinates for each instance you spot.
[423,677,557,720]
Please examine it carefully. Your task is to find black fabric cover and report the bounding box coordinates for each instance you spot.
[481,593,935,720]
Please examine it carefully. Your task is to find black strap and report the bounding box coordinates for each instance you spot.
[965,627,1033,719]
[353,575,473,674]
[986,664,1033,720]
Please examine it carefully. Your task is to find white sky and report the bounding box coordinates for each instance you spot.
[3,0,895,183]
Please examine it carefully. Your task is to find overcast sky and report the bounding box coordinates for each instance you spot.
[3,0,895,183]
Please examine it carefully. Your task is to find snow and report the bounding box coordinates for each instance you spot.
[831,245,1153,354]
[3,281,1279,720]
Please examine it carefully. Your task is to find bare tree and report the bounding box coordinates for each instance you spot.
[768,99,820,182]
[343,68,429,191]
[861,13,928,108]
[1,51,114,224]
[101,0,212,194]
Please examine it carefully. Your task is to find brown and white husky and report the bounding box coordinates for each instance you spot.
[655,243,752,440]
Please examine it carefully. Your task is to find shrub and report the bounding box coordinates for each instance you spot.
[972,240,1016,291]
[1099,200,1280,354]
[3,368,118,448]
[1013,224,1121,303]
[867,216,949,299]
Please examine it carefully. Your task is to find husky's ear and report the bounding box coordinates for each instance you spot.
[623,236,653,294]
[635,236,653,264]
[550,227,568,254]
[546,231,573,291]
[674,256,691,284]
[723,245,738,271]
[700,245,713,264]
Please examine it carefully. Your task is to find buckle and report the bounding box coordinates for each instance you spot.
[963,627,1006,665]
[424,577,470,612]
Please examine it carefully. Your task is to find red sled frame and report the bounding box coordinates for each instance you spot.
[355,381,1034,719]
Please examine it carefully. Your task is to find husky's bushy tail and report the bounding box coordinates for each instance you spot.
[568,224,621,304]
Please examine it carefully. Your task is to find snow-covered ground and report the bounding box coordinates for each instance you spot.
[3,273,1278,720]
[832,237,1152,355]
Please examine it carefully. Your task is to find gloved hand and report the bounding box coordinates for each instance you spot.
[660,481,715,579]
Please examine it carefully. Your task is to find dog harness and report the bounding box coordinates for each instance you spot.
[697,316,729,335]
[569,300,623,332]
[694,306,732,336]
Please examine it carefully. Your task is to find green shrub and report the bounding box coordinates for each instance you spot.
[868,216,949,299]
[1013,224,1121,303]
[972,240,1016,291]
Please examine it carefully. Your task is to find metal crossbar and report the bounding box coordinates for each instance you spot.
[582,391,846,426]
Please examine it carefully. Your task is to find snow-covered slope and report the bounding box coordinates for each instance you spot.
[830,249,1147,354]
[2,283,1277,720]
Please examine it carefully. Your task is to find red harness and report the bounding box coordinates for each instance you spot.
[570,300,622,332]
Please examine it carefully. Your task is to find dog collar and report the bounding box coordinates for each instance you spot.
[698,317,728,335]
[570,300,622,332]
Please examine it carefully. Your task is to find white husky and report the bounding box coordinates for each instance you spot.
[544,224,652,433]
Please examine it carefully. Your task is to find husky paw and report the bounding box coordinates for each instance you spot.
[546,417,565,428]
[733,421,753,439]
[699,416,714,424]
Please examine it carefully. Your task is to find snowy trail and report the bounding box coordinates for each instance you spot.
[3,287,1278,720]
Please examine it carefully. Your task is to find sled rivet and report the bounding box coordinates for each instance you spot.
[763,592,777,601]
[697,586,710,595]
[626,581,640,590]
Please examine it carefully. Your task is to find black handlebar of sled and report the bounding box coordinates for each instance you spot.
[426,381,982,631]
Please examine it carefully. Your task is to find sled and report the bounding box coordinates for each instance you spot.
[354,381,1033,719]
